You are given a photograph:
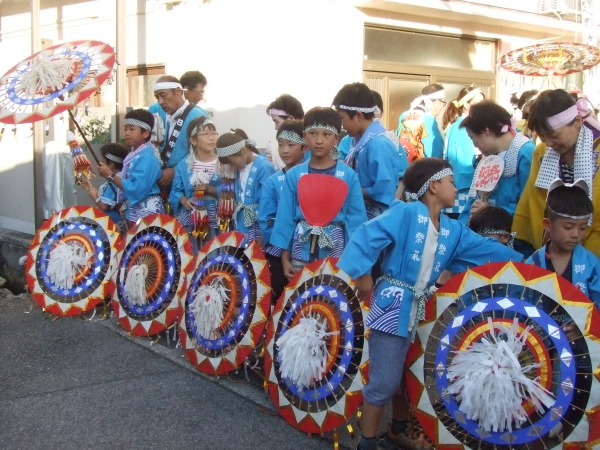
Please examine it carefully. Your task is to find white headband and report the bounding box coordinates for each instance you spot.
[427,90,445,101]
[405,168,453,202]
[268,108,289,117]
[336,104,379,114]
[456,88,482,108]
[153,82,182,91]
[277,130,305,145]
[304,123,340,134]
[216,139,256,157]
[124,118,152,131]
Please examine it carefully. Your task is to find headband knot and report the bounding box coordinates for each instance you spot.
[405,168,453,202]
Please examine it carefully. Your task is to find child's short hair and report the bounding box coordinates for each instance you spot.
[303,107,342,134]
[180,70,207,89]
[545,180,593,221]
[266,94,304,119]
[332,83,377,119]
[276,119,305,144]
[100,142,128,171]
[469,205,513,235]
[215,128,258,163]
[403,157,452,201]
[187,116,216,141]
[124,109,154,142]
[460,100,512,136]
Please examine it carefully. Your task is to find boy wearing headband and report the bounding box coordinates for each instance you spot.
[270,107,367,279]
[338,158,521,450]
[513,89,600,258]
[333,82,407,219]
[98,109,165,224]
[81,142,128,231]
[259,119,308,301]
[525,179,600,306]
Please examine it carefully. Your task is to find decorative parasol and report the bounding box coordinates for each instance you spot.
[25,205,122,316]
[264,258,369,435]
[178,231,271,375]
[405,261,600,448]
[0,40,117,169]
[111,214,194,337]
[499,42,600,77]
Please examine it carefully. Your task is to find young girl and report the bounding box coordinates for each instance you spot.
[458,101,534,226]
[259,119,307,301]
[270,107,367,279]
[98,109,164,224]
[81,142,128,231]
[169,116,219,252]
[337,158,521,450]
[215,129,275,245]
[442,86,485,218]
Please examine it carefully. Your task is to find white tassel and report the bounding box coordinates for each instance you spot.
[47,241,91,289]
[446,318,555,433]
[19,57,75,97]
[189,279,229,339]
[276,314,339,391]
[189,170,211,186]
[124,264,149,306]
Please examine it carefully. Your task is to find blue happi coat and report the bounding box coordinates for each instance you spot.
[259,169,286,256]
[345,120,407,219]
[526,243,600,308]
[338,200,522,338]
[169,155,219,231]
[270,160,367,261]
[121,142,164,221]
[97,173,123,226]
[233,154,275,242]
[459,133,534,223]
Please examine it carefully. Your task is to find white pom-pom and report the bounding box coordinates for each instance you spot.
[189,170,211,187]
[446,318,555,432]
[19,57,75,97]
[189,279,229,339]
[124,264,149,306]
[47,241,91,289]
[276,314,339,391]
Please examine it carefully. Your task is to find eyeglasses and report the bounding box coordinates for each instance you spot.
[197,131,218,138]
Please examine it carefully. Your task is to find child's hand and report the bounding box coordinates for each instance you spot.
[159,168,175,187]
[80,177,92,191]
[180,196,194,211]
[282,258,297,280]
[354,274,373,301]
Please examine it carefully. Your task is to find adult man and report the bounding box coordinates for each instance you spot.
[150,75,206,189]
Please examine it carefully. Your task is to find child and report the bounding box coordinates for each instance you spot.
[81,142,128,231]
[270,107,367,280]
[525,179,600,306]
[337,158,521,450]
[265,94,305,169]
[332,82,407,219]
[98,109,165,224]
[468,204,515,247]
[215,129,275,244]
[259,120,307,302]
[169,116,219,252]
[458,100,534,227]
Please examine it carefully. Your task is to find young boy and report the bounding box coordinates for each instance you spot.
[332,82,408,219]
[98,109,164,224]
[525,179,600,306]
[259,119,307,301]
[81,142,129,231]
[468,205,515,247]
[337,158,521,450]
[270,107,367,280]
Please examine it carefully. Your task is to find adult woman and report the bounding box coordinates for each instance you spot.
[513,89,600,258]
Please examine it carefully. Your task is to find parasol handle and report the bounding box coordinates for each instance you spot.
[68,109,101,165]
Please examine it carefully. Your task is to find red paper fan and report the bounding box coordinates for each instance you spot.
[298,174,348,226]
